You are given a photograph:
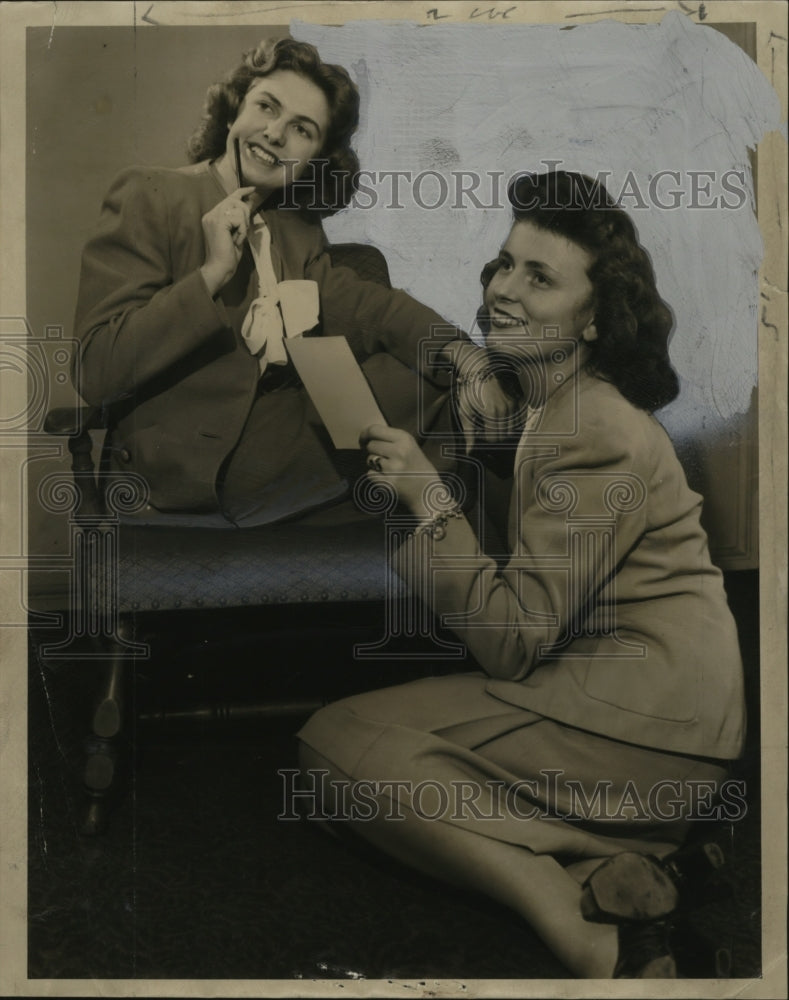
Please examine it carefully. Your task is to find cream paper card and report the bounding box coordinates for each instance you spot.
[286,335,387,448]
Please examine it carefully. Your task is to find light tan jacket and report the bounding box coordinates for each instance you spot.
[395,369,746,761]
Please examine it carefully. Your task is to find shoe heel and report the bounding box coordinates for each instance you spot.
[663,840,730,907]
[614,920,677,978]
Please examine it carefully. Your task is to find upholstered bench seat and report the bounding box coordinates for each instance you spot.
[115,515,403,614]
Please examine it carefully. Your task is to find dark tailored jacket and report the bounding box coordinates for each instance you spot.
[73,162,458,518]
[394,369,746,761]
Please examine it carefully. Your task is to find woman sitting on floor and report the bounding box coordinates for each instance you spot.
[297,169,746,979]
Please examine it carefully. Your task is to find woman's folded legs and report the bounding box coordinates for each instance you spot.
[298,739,619,979]
[295,677,730,978]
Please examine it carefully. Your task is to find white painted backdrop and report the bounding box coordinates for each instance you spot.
[298,14,779,440]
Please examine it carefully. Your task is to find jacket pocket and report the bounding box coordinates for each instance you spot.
[581,634,699,723]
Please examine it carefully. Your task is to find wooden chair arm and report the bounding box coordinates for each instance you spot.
[44,405,106,517]
[44,405,105,437]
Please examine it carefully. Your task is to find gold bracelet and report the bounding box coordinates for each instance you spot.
[412,505,464,541]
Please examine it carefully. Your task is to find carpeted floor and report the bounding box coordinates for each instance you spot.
[27,571,761,983]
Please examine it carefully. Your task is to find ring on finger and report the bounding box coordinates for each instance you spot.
[367,455,383,473]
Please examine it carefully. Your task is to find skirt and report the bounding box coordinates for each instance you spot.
[297,673,730,862]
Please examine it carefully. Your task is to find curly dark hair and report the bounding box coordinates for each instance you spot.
[187,38,360,217]
[480,170,679,412]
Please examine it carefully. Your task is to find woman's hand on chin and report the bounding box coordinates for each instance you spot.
[199,186,258,295]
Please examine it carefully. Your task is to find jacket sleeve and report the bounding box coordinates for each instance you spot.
[392,403,653,680]
[304,247,466,386]
[73,167,230,407]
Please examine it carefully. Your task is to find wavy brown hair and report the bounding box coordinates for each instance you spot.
[187,38,360,217]
[480,170,679,412]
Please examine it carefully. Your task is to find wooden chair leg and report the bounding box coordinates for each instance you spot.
[80,656,125,835]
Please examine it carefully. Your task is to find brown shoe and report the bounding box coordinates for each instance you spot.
[581,842,727,923]
[614,920,677,978]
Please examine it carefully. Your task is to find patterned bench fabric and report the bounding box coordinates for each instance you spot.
[116,517,404,613]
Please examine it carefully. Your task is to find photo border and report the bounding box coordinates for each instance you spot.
[1,2,786,997]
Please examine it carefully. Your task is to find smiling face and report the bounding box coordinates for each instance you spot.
[225,69,331,198]
[484,220,598,367]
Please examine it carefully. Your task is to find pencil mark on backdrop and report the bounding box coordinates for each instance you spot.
[426,6,518,21]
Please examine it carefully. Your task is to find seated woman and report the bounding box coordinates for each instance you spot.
[72,37,509,527]
[297,170,746,979]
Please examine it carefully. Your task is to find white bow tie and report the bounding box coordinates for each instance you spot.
[241,216,288,374]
